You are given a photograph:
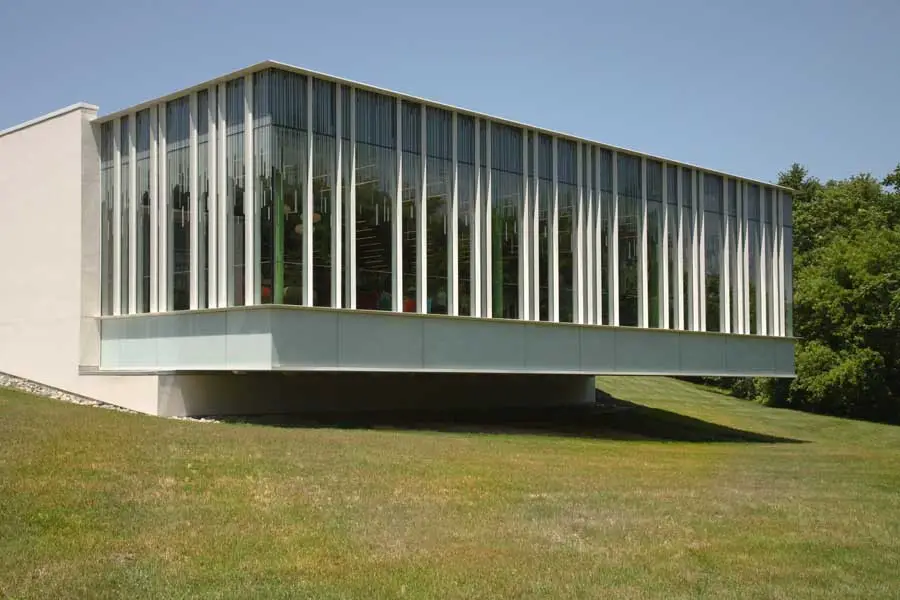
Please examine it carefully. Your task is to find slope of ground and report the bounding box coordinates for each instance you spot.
[1,377,898,599]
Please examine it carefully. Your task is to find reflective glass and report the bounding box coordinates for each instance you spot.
[135,110,151,312]
[647,159,663,328]
[458,115,476,316]
[312,78,336,307]
[166,96,191,310]
[426,107,452,314]
[355,90,395,310]
[537,135,552,321]
[225,78,245,306]
[490,123,522,319]
[100,122,115,315]
[618,154,641,327]
[120,117,130,313]
[704,174,723,332]
[558,140,576,322]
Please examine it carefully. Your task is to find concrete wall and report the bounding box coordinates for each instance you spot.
[99,305,796,378]
[0,105,159,413]
[157,372,597,417]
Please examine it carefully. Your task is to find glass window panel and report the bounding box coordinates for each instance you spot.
[167,96,191,311]
[784,225,793,336]
[120,117,130,313]
[341,86,353,308]
[598,149,612,324]
[618,154,641,327]
[558,139,576,323]
[491,123,522,319]
[458,115,475,316]
[269,70,307,305]
[682,168,694,329]
[135,110,151,313]
[667,164,678,327]
[647,159,663,328]
[100,122,115,316]
[355,90,395,310]
[426,107,451,314]
[704,174,723,332]
[401,100,420,312]
[537,134,552,321]
[225,78,245,306]
[197,92,210,308]
[310,78,336,307]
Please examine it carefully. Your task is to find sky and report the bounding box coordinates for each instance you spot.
[0,0,897,184]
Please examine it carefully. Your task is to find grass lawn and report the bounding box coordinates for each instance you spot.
[2,377,899,599]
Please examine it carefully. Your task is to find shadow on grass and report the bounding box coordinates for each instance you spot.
[222,388,805,444]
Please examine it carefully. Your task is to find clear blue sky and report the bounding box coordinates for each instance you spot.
[1,0,897,183]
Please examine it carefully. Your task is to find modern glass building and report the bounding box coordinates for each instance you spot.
[0,61,794,416]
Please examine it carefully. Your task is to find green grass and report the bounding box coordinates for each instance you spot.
[2,377,900,599]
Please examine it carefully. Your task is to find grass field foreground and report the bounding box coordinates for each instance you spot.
[1,377,899,599]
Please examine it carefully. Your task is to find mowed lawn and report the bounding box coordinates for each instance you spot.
[2,378,900,599]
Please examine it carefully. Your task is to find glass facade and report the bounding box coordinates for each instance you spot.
[97,66,792,339]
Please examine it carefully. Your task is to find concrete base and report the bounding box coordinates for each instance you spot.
[157,372,597,417]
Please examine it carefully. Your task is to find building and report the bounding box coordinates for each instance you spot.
[0,61,795,416]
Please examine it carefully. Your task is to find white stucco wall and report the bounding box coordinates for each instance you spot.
[0,105,159,413]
